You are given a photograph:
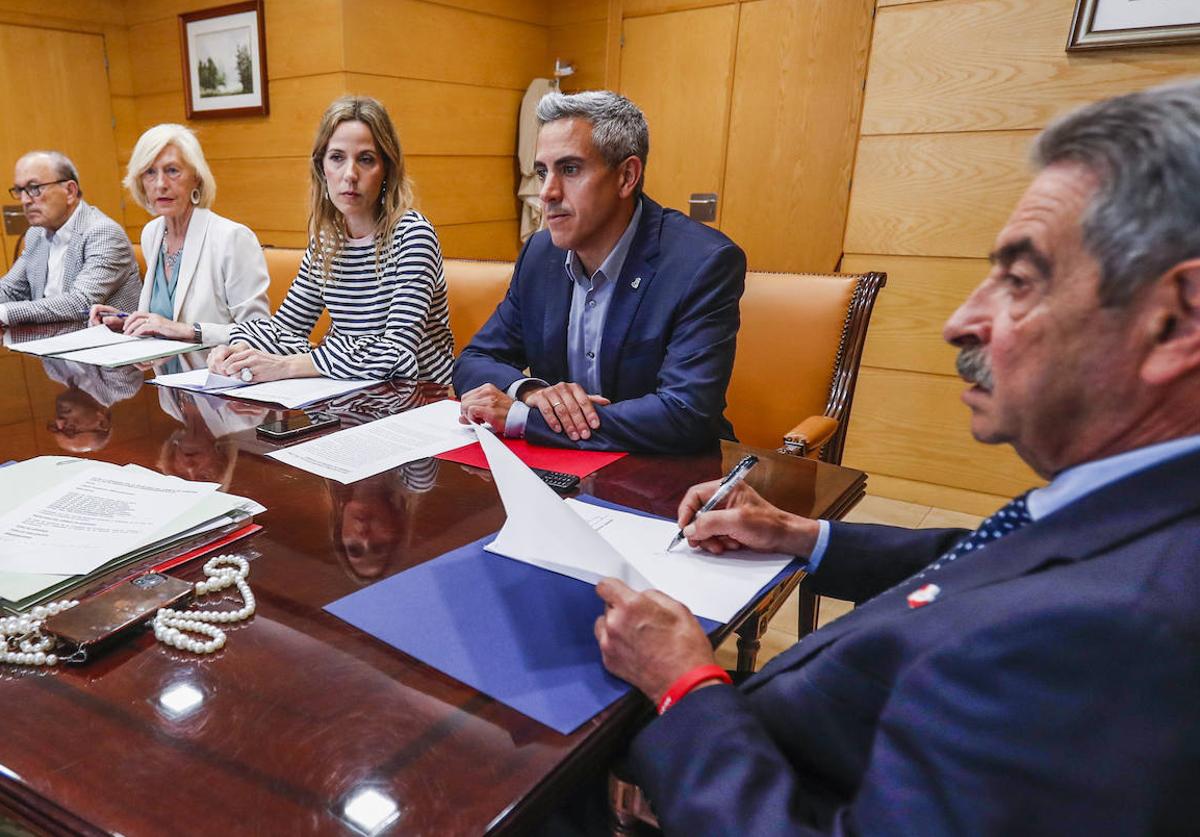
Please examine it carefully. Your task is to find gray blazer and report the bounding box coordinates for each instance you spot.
[0,201,140,324]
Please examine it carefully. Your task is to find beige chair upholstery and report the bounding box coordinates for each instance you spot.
[729,270,886,464]
[442,259,514,355]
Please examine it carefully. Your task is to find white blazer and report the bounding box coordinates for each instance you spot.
[137,208,271,344]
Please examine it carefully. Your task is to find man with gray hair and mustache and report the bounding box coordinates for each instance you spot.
[585,79,1200,834]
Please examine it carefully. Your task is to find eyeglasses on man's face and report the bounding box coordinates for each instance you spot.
[8,179,71,199]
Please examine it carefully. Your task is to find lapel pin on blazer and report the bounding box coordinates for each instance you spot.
[631,276,642,290]
[907,583,941,609]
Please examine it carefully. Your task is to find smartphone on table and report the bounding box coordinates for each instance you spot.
[256,410,341,440]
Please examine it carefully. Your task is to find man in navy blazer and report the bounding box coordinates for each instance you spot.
[591,81,1200,834]
[453,91,745,453]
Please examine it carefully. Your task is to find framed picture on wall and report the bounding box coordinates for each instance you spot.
[1068,0,1200,50]
[179,1,269,118]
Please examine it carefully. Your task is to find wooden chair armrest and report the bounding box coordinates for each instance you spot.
[780,415,839,458]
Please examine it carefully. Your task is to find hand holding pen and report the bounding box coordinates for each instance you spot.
[667,455,758,551]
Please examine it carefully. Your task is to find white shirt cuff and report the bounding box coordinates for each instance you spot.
[0,304,9,326]
[804,520,833,574]
[505,401,530,438]
[506,377,548,400]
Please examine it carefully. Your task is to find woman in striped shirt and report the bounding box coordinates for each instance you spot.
[207,96,455,383]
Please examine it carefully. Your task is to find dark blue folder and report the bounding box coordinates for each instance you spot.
[324,496,791,735]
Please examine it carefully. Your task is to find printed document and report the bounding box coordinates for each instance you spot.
[149,368,242,393]
[476,425,795,623]
[0,466,218,575]
[0,458,263,601]
[5,323,135,356]
[56,336,201,367]
[268,399,475,482]
[150,369,381,408]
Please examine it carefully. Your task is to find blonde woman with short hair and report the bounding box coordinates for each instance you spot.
[208,95,454,383]
[89,123,271,344]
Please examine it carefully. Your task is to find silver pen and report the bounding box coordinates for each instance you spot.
[667,455,759,552]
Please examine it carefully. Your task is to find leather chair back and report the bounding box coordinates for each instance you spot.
[442,259,513,354]
[728,271,885,463]
[261,247,331,341]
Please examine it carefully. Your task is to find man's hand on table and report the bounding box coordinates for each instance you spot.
[678,480,821,557]
[521,381,610,441]
[458,383,516,433]
[594,577,717,705]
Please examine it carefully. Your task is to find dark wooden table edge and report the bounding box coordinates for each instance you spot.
[0,773,106,837]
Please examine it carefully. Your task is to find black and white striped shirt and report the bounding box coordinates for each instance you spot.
[230,210,454,382]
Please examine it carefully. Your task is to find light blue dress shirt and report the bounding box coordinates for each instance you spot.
[505,203,644,438]
[805,433,1200,573]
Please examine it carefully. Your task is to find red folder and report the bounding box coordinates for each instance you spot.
[437,439,626,478]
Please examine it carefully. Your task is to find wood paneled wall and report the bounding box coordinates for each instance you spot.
[549,0,609,92]
[0,0,130,219]
[119,0,545,260]
[841,0,1200,514]
[340,0,549,260]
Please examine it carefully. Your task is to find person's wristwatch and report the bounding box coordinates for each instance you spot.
[192,322,203,344]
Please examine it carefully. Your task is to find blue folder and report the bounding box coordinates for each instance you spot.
[325,496,792,735]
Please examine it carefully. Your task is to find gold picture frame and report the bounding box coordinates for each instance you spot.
[1068,0,1200,50]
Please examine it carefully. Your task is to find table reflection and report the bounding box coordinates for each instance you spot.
[40,357,143,453]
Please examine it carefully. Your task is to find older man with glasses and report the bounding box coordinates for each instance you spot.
[1,150,139,325]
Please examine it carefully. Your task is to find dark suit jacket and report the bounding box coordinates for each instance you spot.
[628,449,1200,835]
[452,196,746,453]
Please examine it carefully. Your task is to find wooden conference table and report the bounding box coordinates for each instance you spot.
[0,333,866,835]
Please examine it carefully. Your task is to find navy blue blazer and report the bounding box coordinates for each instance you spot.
[629,449,1200,835]
[452,196,746,453]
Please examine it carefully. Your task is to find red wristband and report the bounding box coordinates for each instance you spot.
[656,664,732,714]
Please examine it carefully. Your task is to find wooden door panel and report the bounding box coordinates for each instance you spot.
[720,0,874,273]
[0,24,122,242]
[619,5,738,221]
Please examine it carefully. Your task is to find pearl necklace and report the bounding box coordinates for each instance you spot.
[0,555,255,668]
[0,599,79,667]
[153,555,255,655]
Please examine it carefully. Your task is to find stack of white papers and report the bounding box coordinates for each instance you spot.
[0,458,265,604]
[268,400,474,482]
[6,324,201,366]
[475,425,796,623]
[6,324,132,355]
[151,367,382,408]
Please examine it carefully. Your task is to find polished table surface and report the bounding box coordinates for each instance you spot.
[0,330,866,836]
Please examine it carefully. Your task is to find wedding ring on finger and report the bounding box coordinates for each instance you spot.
[240,368,254,383]
[551,402,564,409]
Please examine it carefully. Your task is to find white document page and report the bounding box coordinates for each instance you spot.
[564,499,794,623]
[477,424,651,589]
[0,459,265,601]
[476,425,794,623]
[0,466,218,575]
[6,323,135,356]
[226,377,382,409]
[268,399,474,482]
[150,368,242,393]
[56,337,202,367]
